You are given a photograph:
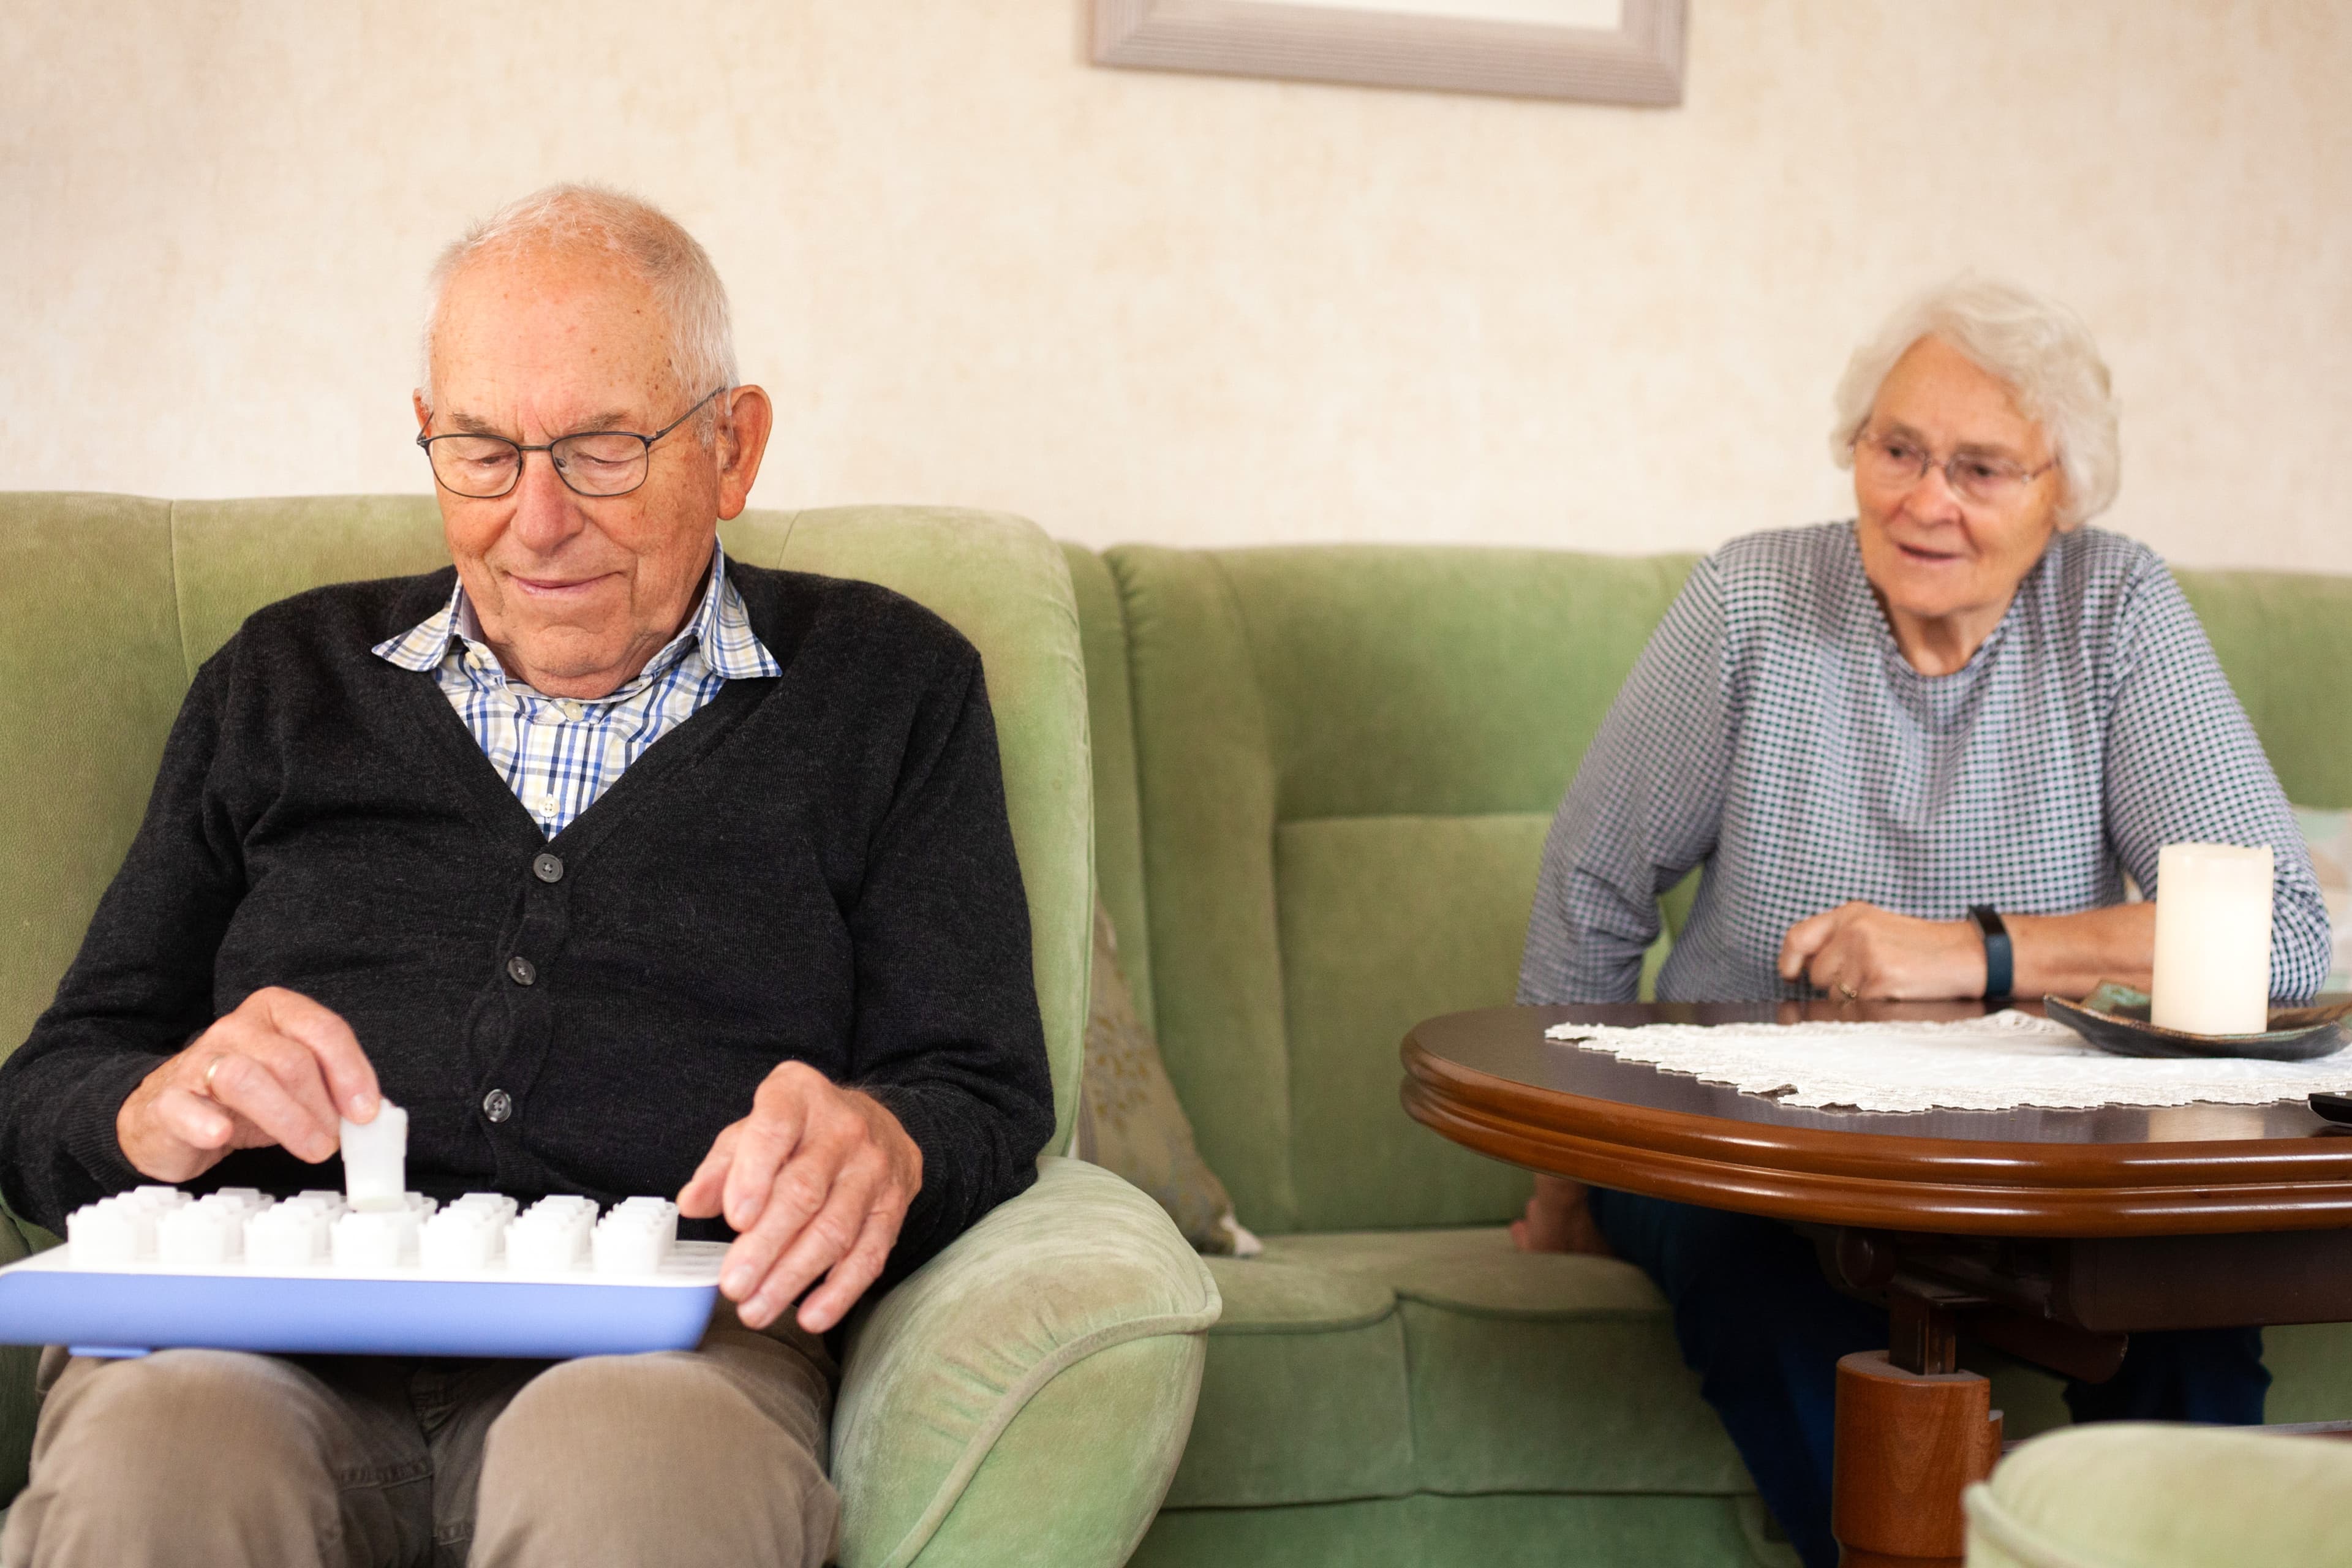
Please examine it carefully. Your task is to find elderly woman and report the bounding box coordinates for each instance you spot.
[1515,277,2329,1568]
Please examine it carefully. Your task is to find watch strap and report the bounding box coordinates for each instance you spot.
[1969,905,2013,1000]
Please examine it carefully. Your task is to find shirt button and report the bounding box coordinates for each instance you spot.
[557,699,586,722]
[532,852,564,883]
[482,1089,513,1123]
[506,955,537,986]
[537,793,560,816]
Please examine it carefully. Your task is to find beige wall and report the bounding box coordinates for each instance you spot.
[4,1,2348,568]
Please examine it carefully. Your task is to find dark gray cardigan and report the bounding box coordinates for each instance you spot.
[0,561,1054,1287]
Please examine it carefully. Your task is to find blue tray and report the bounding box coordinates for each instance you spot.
[0,1241,725,1359]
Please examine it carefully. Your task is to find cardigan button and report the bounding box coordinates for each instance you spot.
[506,955,537,986]
[532,853,564,884]
[482,1089,513,1123]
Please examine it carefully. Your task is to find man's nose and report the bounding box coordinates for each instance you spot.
[506,450,586,554]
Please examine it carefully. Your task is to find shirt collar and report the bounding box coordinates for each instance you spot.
[372,541,781,684]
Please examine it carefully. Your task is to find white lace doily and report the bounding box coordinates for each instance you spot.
[1543,1010,2352,1112]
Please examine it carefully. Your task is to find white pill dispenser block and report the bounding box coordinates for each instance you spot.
[246,1204,328,1270]
[611,1196,681,1252]
[331,1210,405,1272]
[420,1208,499,1273]
[65,1199,151,1267]
[339,1101,409,1212]
[0,1192,718,1360]
[505,1200,592,1274]
[129,1186,191,1216]
[2152,842,2275,1035]
[451,1193,520,1223]
[592,1201,676,1276]
[157,1205,238,1267]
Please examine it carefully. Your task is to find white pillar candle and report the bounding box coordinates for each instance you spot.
[2151,842,2274,1035]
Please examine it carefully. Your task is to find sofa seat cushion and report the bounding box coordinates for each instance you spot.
[1163,1226,1753,1509]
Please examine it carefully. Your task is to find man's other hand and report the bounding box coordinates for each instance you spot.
[116,987,383,1182]
[677,1063,921,1335]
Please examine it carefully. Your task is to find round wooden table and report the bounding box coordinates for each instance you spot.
[1400,1000,2352,1567]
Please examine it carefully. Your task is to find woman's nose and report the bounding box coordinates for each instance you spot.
[1901,461,1969,524]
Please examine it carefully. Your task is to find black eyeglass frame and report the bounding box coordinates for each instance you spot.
[416,386,729,500]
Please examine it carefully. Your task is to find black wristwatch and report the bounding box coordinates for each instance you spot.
[1968,906,2013,1000]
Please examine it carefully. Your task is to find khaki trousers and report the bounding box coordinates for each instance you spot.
[0,1303,839,1568]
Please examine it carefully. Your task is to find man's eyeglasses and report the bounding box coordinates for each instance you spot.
[417,387,726,500]
[1852,428,2057,510]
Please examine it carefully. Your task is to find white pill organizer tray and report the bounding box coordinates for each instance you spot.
[0,1186,722,1359]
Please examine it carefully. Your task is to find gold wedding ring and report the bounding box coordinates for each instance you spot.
[201,1055,227,1098]
[1836,983,1860,1001]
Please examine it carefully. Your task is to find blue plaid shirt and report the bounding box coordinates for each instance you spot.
[372,544,781,839]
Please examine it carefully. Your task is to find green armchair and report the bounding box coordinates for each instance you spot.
[0,494,1219,1566]
[1964,1422,2352,1566]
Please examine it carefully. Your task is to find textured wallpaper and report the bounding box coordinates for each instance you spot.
[3,1,2347,568]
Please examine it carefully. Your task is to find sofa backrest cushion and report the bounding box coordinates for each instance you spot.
[2174,569,2352,809]
[0,494,1092,1155]
[1079,544,2352,1236]
[1101,545,1695,1234]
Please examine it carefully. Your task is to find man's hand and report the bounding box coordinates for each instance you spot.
[1777,901,1986,1000]
[116,987,382,1183]
[677,1062,921,1335]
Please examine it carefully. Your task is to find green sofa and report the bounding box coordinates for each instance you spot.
[0,494,1220,1568]
[1063,541,2352,1568]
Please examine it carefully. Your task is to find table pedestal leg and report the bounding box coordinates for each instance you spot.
[1831,1351,2002,1567]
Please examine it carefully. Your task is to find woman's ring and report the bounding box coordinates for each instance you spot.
[1836,982,1859,1001]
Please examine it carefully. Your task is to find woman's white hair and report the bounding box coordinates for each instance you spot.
[417,183,737,435]
[1830,276,2120,529]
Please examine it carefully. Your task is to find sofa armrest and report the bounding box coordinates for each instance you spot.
[831,1155,1221,1568]
[0,1204,50,1506]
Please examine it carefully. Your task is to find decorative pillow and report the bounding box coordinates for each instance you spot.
[1074,900,1261,1257]
[2293,805,2352,992]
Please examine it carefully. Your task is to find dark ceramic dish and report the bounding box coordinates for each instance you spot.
[2044,982,2352,1063]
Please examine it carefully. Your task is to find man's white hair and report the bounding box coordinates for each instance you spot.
[1829,276,2120,529]
[417,183,737,434]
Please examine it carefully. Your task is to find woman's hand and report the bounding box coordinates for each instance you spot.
[1777,901,1985,1000]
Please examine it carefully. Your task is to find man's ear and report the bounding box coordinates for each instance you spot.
[413,391,433,435]
[713,385,774,521]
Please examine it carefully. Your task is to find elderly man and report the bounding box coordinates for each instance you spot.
[0,184,1054,1568]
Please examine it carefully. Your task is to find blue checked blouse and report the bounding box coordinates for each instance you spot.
[373,543,781,839]
[1519,522,2331,1005]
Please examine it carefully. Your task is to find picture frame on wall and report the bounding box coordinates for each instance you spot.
[1090,0,1686,107]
